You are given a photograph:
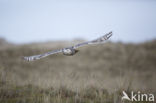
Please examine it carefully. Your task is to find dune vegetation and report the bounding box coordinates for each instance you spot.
[0,39,156,103]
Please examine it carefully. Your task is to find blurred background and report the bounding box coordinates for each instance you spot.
[0,0,156,103]
[0,0,156,43]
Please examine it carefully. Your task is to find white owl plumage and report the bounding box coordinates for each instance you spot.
[23,31,113,61]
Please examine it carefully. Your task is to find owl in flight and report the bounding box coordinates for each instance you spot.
[23,31,113,61]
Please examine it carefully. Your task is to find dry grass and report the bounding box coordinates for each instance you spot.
[0,39,156,103]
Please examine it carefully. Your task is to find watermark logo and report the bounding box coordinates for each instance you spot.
[122,91,155,102]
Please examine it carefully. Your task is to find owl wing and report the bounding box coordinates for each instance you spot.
[23,49,62,61]
[73,31,112,49]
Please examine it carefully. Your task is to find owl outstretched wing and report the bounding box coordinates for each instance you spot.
[23,31,112,61]
[23,49,62,61]
[73,31,112,49]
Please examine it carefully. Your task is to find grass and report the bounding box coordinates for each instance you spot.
[0,81,130,103]
[0,39,156,103]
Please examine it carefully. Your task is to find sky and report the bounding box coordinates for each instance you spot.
[0,0,156,44]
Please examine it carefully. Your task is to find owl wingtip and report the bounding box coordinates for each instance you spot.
[22,56,30,61]
[106,31,113,39]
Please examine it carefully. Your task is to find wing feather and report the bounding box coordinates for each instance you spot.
[73,41,90,49]
[90,31,112,44]
[23,49,62,61]
[73,31,112,49]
